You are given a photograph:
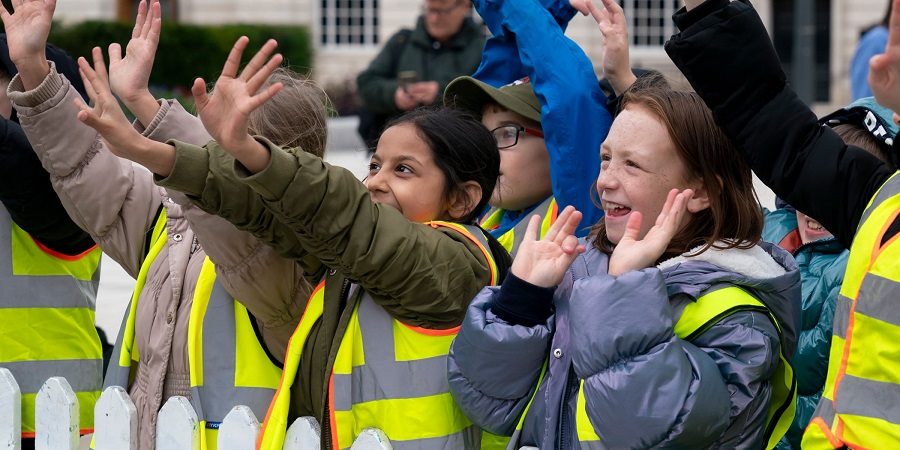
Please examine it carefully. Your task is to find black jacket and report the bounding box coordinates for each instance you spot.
[0,35,93,255]
[664,0,898,249]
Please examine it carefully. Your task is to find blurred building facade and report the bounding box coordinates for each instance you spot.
[52,0,885,112]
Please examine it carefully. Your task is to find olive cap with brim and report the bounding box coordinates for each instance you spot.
[443,76,542,124]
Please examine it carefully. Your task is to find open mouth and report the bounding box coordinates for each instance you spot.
[603,200,632,217]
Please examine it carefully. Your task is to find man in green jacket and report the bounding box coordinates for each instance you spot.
[356,0,485,147]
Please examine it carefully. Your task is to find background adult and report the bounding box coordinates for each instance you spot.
[851,1,892,100]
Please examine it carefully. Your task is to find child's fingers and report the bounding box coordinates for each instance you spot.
[239,39,278,82]
[655,188,678,227]
[889,0,900,47]
[132,0,146,38]
[246,53,283,95]
[621,210,643,242]
[0,4,10,22]
[147,2,161,43]
[221,36,250,79]
[560,234,583,255]
[600,0,624,18]
[246,82,283,112]
[79,67,99,102]
[191,77,210,109]
[77,57,101,100]
[521,214,543,247]
[91,47,110,84]
[108,43,122,65]
[544,205,574,242]
[554,209,583,245]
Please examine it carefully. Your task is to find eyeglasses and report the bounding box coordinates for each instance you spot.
[490,125,544,149]
[421,0,464,17]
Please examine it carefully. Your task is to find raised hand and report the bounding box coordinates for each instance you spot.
[192,37,284,172]
[870,0,900,113]
[570,0,635,96]
[511,205,586,288]
[75,47,176,176]
[608,189,692,276]
[108,0,162,124]
[0,0,56,89]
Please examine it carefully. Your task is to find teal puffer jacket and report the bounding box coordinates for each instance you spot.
[764,208,849,450]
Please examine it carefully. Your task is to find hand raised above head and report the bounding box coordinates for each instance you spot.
[108,0,162,113]
[75,47,142,158]
[0,0,57,88]
[192,36,284,170]
[571,0,635,96]
[511,205,586,288]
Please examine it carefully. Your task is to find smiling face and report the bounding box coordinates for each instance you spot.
[796,211,833,244]
[596,105,705,244]
[366,123,450,223]
[481,104,551,211]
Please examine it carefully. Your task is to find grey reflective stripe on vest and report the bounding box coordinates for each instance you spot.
[331,297,450,410]
[2,359,102,394]
[854,274,900,325]
[833,296,851,340]
[857,172,900,232]
[189,280,276,424]
[104,300,133,389]
[835,374,900,425]
[812,395,837,426]
[577,441,608,450]
[0,209,99,308]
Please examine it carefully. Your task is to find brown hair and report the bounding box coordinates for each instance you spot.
[246,67,330,158]
[832,123,897,170]
[591,74,764,259]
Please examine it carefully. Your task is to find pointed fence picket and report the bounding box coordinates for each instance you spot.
[0,370,461,450]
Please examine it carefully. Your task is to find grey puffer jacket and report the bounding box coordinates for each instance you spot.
[449,240,799,449]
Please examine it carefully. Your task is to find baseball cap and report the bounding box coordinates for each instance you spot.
[444,75,542,124]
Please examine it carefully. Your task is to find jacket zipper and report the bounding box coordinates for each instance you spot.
[557,366,576,449]
[322,276,351,450]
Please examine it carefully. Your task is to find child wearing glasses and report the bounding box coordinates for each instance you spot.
[443,0,612,258]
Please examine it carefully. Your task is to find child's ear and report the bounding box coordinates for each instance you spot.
[447,181,483,220]
[686,176,716,213]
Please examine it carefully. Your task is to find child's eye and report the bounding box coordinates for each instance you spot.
[368,162,380,173]
[396,164,413,174]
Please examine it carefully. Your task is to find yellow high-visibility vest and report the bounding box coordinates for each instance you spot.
[105,209,282,450]
[257,221,499,450]
[481,197,558,259]
[0,205,102,437]
[803,172,900,449]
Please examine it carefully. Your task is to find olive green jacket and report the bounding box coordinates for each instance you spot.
[155,137,495,423]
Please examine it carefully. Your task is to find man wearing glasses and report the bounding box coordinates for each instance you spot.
[356,0,485,148]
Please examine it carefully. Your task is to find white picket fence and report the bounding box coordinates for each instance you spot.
[0,368,391,450]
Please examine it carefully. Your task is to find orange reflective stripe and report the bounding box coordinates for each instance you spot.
[399,322,462,336]
[873,210,900,260]
[426,221,498,285]
[30,236,99,262]
[809,418,844,448]
[256,280,326,449]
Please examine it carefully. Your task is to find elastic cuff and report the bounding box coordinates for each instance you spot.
[491,273,555,327]
[154,140,210,197]
[8,61,65,108]
[234,136,302,201]
[136,99,170,136]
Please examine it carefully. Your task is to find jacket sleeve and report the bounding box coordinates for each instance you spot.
[569,269,781,448]
[8,64,162,277]
[154,140,325,282]
[356,30,409,115]
[664,0,894,248]
[225,138,494,329]
[0,117,95,254]
[447,287,550,434]
[141,100,312,362]
[476,0,608,232]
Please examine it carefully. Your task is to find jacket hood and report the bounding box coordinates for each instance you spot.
[657,241,801,357]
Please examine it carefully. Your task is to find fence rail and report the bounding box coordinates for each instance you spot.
[0,368,391,450]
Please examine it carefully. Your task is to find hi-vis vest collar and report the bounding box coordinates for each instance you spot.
[105,209,281,449]
[481,196,558,258]
[803,172,900,448]
[258,221,498,450]
[0,206,102,436]
[499,286,796,450]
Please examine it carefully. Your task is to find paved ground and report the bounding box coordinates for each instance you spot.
[93,116,776,340]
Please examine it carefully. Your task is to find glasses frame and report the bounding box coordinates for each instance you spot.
[421,0,464,17]
[490,124,545,149]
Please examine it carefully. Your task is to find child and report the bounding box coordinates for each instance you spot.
[765,98,898,450]
[442,0,612,258]
[2,1,325,447]
[75,36,509,448]
[448,73,800,449]
[665,0,900,446]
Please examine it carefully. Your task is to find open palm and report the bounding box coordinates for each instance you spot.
[108,0,161,102]
[75,48,142,158]
[0,0,56,64]
[870,0,900,113]
[511,206,586,288]
[570,0,635,95]
[608,189,692,276]
[193,37,284,151]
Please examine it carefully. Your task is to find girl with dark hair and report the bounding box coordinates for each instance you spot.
[75,35,510,449]
[446,1,800,448]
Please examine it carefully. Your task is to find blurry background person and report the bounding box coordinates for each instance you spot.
[356,0,484,149]
[851,0,891,100]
